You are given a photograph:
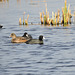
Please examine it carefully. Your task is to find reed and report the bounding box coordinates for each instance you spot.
[45,3,48,16]
[44,3,49,25]
[25,19,28,25]
[27,14,29,22]
[50,19,52,25]
[63,0,67,24]
[42,11,46,25]
[61,7,64,24]
[55,13,57,25]
[57,9,60,25]
[47,12,50,25]
[25,14,29,25]
[42,11,47,25]
[23,12,25,25]
[40,12,43,24]
[47,18,51,25]
[61,17,63,24]
[51,12,55,25]
[19,18,21,25]
[73,10,75,22]
[52,11,54,20]
[68,4,72,24]
[66,13,69,24]
[40,12,42,19]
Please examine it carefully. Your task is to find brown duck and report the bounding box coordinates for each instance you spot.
[10,33,29,43]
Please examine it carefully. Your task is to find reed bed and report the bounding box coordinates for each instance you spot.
[19,0,75,26]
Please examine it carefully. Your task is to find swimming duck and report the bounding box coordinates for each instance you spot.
[0,25,3,28]
[10,33,29,43]
[26,35,45,44]
[22,32,32,40]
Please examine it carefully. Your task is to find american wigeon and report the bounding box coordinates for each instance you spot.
[10,33,29,43]
[26,35,45,44]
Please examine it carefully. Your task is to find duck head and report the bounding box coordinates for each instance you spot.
[22,32,28,37]
[10,33,16,39]
[39,35,45,41]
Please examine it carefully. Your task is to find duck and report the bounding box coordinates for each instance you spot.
[26,35,45,44]
[10,33,29,43]
[22,32,32,40]
[0,25,3,28]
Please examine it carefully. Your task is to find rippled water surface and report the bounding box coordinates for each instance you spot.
[0,0,75,75]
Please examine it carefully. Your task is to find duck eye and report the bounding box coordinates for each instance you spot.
[11,33,14,36]
[11,34,13,36]
[12,34,14,36]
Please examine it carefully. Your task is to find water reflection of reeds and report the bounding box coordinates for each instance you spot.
[0,0,9,2]
[30,0,46,3]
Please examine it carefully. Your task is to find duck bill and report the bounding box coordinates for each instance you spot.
[26,34,28,37]
[43,37,45,39]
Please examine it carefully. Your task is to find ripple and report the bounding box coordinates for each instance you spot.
[15,74,23,75]
[56,61,73,64]
[0,0,75,75]
[56,64,75,68]
[8,66,31,69]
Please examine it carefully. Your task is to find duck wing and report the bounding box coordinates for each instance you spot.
[26,39,43,44]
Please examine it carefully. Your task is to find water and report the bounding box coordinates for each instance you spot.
[0,0,75,75]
